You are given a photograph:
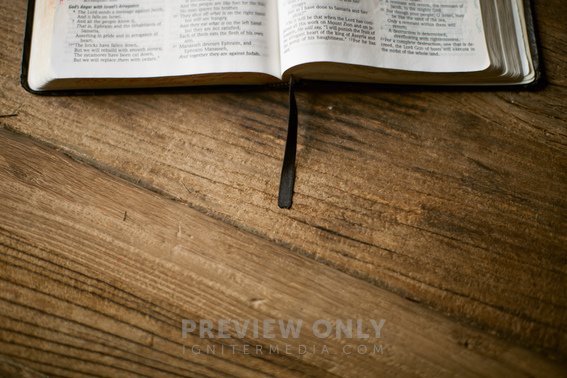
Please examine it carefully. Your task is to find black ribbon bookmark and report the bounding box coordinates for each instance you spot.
[278,77,298,209]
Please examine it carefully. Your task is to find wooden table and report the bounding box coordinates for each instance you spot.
[1,1,566,376]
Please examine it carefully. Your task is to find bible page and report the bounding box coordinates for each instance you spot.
[47,0,280,83]
[278,0,490,75]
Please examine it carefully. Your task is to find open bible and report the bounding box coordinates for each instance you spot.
[23,0,539,92]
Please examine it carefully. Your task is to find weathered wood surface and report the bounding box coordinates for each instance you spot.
[1,129,565,377]
[1,0,566,375]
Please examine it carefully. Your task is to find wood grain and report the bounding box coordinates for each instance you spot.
[1,0,566,374]
[0,354,50,378]
[0,128,565,377]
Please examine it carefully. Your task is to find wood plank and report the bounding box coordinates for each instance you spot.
[0,128,565,377]
[2,0,566,363]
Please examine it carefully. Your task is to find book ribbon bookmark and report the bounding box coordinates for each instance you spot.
[278,77,298,209]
